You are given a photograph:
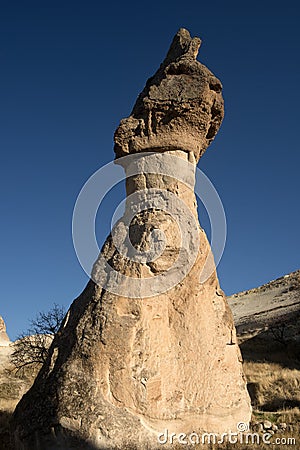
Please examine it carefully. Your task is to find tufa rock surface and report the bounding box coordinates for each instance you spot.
[114,28,223,161]
[0,316,10,347]
[13,29,251,450]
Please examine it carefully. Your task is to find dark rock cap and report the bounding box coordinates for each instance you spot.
[114,28,224,161]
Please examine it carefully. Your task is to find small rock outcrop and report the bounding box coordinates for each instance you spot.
[0,316,10,347]
[13,29,251,449]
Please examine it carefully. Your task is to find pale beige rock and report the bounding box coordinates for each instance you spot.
[13,29,251,450]
[0,316,10,347]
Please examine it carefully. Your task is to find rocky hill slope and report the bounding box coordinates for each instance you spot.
[228,270,300,367]
[228,270,300,336]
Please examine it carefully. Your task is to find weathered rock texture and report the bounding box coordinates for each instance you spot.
[0,316,10,347]
[13,29,251,449]
[114,28,223,160]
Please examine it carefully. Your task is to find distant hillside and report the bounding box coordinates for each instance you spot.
[228,270,300,367]
[228,270,300,339]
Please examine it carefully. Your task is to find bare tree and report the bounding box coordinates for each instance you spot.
[10,303,65,373]
[270,323,287,346]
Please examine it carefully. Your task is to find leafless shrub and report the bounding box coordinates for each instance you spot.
[10,303,65,373]
[270,324,287,346]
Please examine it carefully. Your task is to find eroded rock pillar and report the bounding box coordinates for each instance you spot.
[13,28,251,450]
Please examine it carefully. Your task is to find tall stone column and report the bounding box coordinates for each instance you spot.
[13,29,251,450]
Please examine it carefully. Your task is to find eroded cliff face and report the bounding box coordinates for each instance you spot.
[13,29,251,450]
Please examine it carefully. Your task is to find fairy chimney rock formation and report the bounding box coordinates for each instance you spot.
[13,28,251,450]
[0,316,10,346]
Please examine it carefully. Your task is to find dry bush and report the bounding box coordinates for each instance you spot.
[244,361,300,411]
[0,304,65,449]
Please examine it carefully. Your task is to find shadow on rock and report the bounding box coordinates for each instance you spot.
[261,398,300,412]
[0,410,13,450]
[240,332,300,371]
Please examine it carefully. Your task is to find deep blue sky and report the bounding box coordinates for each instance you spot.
[1,1,299,340]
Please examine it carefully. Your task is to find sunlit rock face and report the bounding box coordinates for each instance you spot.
[114,28,224,162]
[0,316,10,347]
[13,29,251,450]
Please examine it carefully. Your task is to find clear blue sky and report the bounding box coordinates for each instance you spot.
[1,1,299,340]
